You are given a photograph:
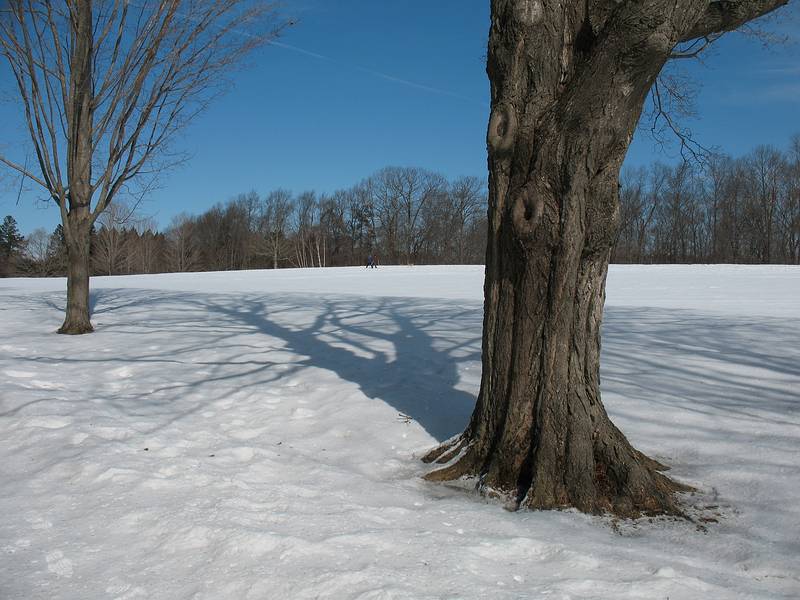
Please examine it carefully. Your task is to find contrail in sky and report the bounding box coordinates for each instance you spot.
[268,40,488,107]
[158,2,486,106]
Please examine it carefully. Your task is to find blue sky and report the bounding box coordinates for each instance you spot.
[1,0,799,235]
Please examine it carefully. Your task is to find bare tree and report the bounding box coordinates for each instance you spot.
[129,216,162,274]
[165,212,199,272]
[93,200,133,276]
[23,225,67,275]
[744,145,785,263]
[372,169,401,264]
[0,1,286,332]
[261,189,293,269]
[779,135,800,262]
[24,227,50,264]
[614,166,657,263]
[423,0,790,517]
[448,176,487,264]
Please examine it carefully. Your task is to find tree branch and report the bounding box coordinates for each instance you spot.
[681,0,789,42]
[0,154,48,188]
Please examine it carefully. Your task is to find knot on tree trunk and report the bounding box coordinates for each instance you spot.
[511,182,545,236]
[487,104,518,156]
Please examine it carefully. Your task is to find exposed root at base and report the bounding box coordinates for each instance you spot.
[57,322,94,335]
[422,437,694,519]
[421,435,466,464]
[421,435,481,483]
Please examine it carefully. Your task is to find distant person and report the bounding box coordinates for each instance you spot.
[366,254,374,269]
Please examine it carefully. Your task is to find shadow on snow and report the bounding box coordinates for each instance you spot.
[4,286,799,451]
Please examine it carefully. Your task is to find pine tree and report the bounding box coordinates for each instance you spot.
[0,215,24,256]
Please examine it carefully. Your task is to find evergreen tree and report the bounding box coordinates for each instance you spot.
[0,215,24,256]
[46,224,68,274]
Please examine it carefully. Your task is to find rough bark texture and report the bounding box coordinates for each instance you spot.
[58,1,95,334]
[59,215,93,334]
[424,0,788,517]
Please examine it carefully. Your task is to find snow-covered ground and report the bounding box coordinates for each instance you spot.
[1,265,798,600]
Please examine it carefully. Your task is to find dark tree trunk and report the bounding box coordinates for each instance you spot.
[425,0,790,516]
[58,0,95,334]
[421,0,792,517]
[59,214,93,334]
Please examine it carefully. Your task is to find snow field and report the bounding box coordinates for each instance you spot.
[1,265,798,599]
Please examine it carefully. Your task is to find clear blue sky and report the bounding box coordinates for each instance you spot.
[1,0,799,235]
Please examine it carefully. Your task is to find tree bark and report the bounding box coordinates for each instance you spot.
[422,0,791,517]
[58,0,95,334]
[59,214,93,334]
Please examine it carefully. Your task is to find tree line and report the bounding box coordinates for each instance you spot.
[2,167,488,276]
[614,137,800,264]
[4,134,800,277]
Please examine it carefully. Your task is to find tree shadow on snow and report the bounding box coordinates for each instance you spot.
[199,293,482,441]
[8,288,799,453]
[12,288,482,441]
[600,306,800,465]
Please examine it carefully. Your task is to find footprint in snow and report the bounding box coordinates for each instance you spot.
[25,417,72,429]
[4,369,35,379]
[291,407,315,419]
[229,447,256,462]
[24,514,52,530]
[30,380,65,390]
[111,366,133,378]
[46,550,73,578]
[229,428,265,441]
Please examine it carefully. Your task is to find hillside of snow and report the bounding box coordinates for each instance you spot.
[1,265,798,599]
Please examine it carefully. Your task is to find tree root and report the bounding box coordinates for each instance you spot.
[57,322,94,335]
[422,434,694,519]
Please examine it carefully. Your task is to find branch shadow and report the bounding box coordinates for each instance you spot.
[190,292,482,441]
[600,305,800,468]
[9,288,482,442]
[7,289,798,459]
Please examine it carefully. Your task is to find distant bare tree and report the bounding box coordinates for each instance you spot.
[261,189,293,269]
[293,191,319,268]
[780,135,800,262]
[231,191,262,269]
[0,1,287,332]
[24,227,50,264]
[372,167,448,265]
[745,145,785,263]
[93,201,133,276]
[165,213,199,272]
[372,170,401,263]
[447,176,486,263]
[130,216,162,274]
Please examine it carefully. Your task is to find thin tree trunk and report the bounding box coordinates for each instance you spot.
[59,0,94,334]
[59,215,93,334]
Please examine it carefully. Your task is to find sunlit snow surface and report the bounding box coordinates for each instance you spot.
[1,265,798,599]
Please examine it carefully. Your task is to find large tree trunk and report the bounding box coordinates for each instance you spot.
[423,0,706,517]
[426,0,794,516]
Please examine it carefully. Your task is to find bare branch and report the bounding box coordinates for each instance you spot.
[0,0,290,225]
[0,154,48,189]
[669,33,723,59]
[644,74,716,167]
